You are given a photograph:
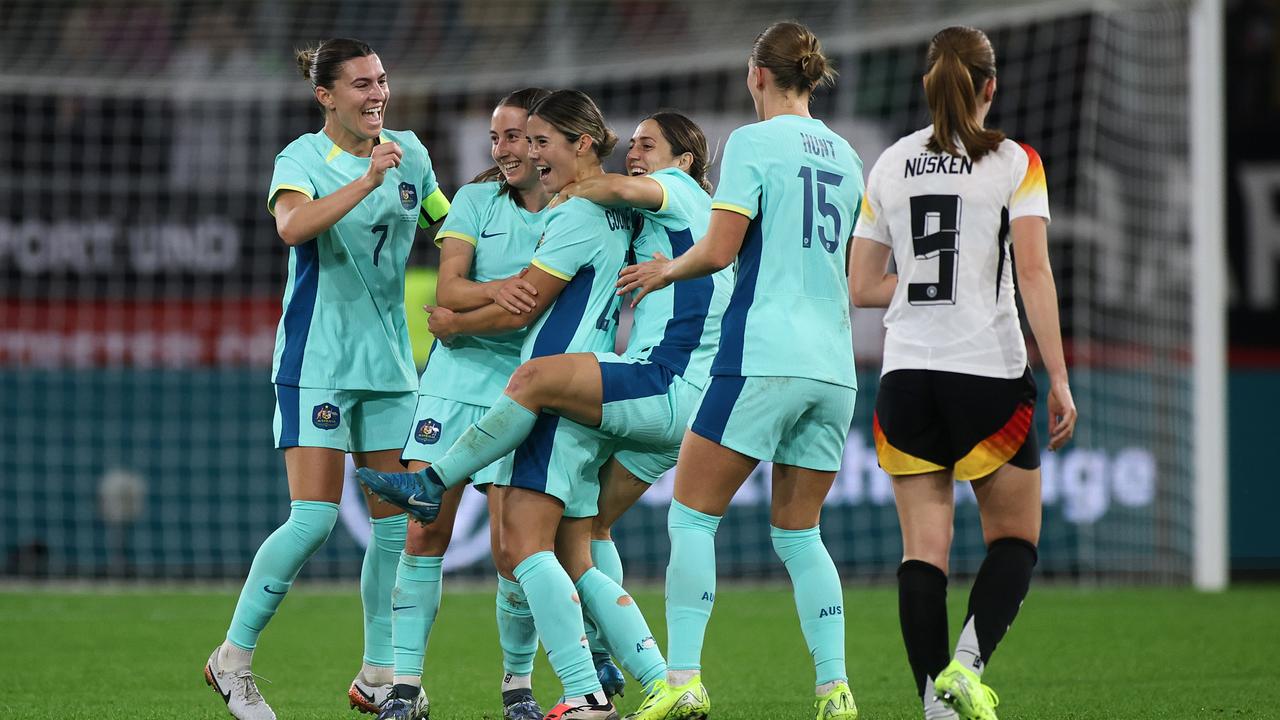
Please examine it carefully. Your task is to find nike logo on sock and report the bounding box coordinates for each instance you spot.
[392,604,416,611]
[262,585,287,595]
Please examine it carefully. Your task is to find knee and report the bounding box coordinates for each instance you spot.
[505,362,545,403]
[495,535,528,578]
[405,521,452,556]
[287,501,340,555]
[902,526,953,571]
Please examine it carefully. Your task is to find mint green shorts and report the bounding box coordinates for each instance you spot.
[273,384,417,453]
[689,375,856,472]
[402,394,512,487]
[497,415,611,518]
[595,352,703,483]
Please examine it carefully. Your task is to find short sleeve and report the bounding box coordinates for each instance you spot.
[710,128,764,219]
[435,184,486,248]
[643,170,696,228]
[416,138,451,228]
[267,153,315,216]
[530,202,597,282]
[1010,143,1051,223]
[851,160,890,246]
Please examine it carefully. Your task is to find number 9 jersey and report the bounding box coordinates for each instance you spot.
[710,116,864,389]
[267,129,450,392]
[853,127,1050,379]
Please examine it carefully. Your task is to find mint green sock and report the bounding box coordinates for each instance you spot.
[226,500,338,650]
[514,551,601,698]
[576,567,666,689]
[362,513,408,667]
[585,539,624,657]
[433,394,538,487]
[772,525,847,684]
[496,574,539,676]
[391,552,443,679]
[665,500,721,671]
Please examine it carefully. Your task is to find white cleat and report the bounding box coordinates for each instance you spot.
[350,675,395,714]
[204,647,277,720]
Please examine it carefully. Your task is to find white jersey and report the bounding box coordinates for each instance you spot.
[853,126,1050,379]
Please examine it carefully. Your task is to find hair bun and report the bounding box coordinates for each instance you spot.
[295,47,316,82]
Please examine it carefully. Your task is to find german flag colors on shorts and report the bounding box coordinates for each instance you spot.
[873,368,1039,481]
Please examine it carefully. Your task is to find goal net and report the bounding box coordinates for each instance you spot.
[0,0,1195,583]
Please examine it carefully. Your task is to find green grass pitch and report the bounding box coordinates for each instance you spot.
[2,584,1275,719]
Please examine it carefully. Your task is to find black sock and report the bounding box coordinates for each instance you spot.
[956,537,1038,674]
[898,559,951,697]
[392,683,420,700]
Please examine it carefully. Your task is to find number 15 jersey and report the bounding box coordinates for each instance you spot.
[710,116,864,389]
[853,126,1051,380]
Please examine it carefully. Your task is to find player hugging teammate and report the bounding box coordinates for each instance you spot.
[206,21,1074,720]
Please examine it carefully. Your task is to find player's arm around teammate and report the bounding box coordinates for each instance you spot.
[363,90,634,720]
[381,88,553,720]
[849,26,1077,720]
[203,39,450,720]
[618,23,863,720]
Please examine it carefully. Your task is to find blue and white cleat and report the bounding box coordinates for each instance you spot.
[356,467,445,524]
[594,654,626,699]
[501,688,542,720]
[376,690,429,720]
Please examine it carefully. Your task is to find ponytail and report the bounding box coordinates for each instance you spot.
[924,26,1004,162]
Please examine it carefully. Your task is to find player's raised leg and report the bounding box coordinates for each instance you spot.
[358,353,605,516]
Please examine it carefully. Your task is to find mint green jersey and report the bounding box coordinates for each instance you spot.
[420,182,544,406]
[268,129,450,391]
[523,197,633,361]
[626,168,733,389]
[710,116,864,389]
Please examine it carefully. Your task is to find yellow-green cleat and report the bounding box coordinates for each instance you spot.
[814,681,858,720]
[934,659,1000,720]
[623,676,710,720]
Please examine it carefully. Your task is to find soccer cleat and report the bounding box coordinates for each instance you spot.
[594,653,626,699]
[502,688,543,720]
[376,689,430,720]
[814,681,858,719]
[542,699,620,720]
[356,467,445,524]
[934,660,1000,720]
[623,677,710,720]
[204,647,277,720]
[349,676,394,715]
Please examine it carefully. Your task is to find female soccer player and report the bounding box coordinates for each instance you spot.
[363,111,731,703]
[201,39,450,720]
[374,88,551,720]
[364,89,636,720]
[848,26,1077,720]
[615,22,863,720]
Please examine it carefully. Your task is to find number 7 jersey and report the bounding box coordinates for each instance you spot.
[710,116,864,389]
[266,129,449,392]
[853,126,1051,379]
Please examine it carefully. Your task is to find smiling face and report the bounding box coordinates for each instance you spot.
[527,114,582,194]
[316,53,388,144]
[626,118,687,177]
[490,104,537,190]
